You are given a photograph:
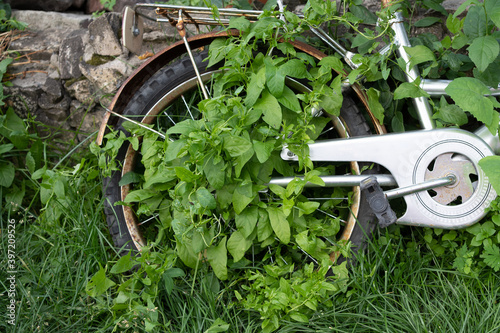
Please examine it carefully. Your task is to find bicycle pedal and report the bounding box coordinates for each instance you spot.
[360,176,397,228]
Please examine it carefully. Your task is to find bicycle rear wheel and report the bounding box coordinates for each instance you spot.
[103,45,378,269]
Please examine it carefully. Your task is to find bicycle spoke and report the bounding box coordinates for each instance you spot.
[181,94,196,121]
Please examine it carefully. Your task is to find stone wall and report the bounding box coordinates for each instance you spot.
[5,10,178,144]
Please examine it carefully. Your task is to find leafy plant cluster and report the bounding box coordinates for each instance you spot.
[87,0,500,332]
[0,0,27,32]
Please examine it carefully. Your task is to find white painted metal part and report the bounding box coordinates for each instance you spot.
[281,128,497,229]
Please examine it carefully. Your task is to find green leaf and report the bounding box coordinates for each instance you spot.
[253,140,275,163]
[255,89,282,129]
[446,14,463,34]
[349,4,378,24]
[163,268,185,295]
[492,214,500,227]
[0,161,15,187]
[445,77,497,133]
[278,86,301,112]
[279,59,308,79]
[468,35,499,72]
[268,206,290,244]
[196,187,217,209]
[165,139,187,162]
[318,56,344,73]
[206,237,228,280]
[223,134,253,157]
[453,244,474,274]
[423,0,448,15]
[289,312,309,323]
[479,156,500,194]
[86,266,116,297]
[203,154,226,190]
[232,182,255,214]
[0,108,28,149]
[0,143,13,156]
[124,189,156,203]
[442,230,457,241]
[433,97,468,126]
[319,76,343,116]
[467,221,496,242]
[245,67,266,107]
[119,171,142,186]
[143,165,176,188]
[414,17,441,27]
[228,16,250,31]
[175,166,199,182]
[485,0,500,28]
[204,318,230,333]
[257,209,273,241]
[296,201,320,216]
[166,119,199,135]
[0,58,13,75]
[404,45,437,70]
[110,252,137,274]
[480,242,500,271]
[236,206,259,238]
[394,81,430,99]
[227,230,252,262]
[265,57,285,98]
[463,5,487,39]
[366,88,385,124]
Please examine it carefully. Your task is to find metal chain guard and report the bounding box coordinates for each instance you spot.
[281,128,497,229]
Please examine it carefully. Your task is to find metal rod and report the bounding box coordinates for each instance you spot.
[391,12,435,130]
[384,175,456,200]
[309,27,347,58]
[268,174,397,187]
[103,106,166,139]
[177,10,210,100]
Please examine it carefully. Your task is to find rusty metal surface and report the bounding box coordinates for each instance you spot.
[122,144,146,249]
[98,31,386,143]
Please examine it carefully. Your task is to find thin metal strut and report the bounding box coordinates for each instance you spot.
[177,9,210,100]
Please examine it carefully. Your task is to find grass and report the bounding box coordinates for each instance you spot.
[1,127,500,332]
[3,163,500,333]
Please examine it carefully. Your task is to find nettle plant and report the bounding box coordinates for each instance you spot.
[90,0,500,331]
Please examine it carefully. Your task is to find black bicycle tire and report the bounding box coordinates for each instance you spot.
[103,50,377,262]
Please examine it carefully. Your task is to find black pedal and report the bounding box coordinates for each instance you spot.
[360,176,397,228]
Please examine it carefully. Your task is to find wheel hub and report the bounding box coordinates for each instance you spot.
[424,152,477,205]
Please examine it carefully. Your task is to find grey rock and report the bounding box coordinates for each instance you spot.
[67,79,97,106]
[8,29,64,61]
[59,30,85,79]
[38,93,70,111]
[79,62,124,94]
[12,10,92,31]
[42,77,63,98]
[4,72,47,117]
[88,13,122,57]
[42,108,68,122]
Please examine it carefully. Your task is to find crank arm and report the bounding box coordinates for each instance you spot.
[281,128,497,229]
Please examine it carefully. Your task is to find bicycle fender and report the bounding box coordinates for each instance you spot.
[97,31,385,145]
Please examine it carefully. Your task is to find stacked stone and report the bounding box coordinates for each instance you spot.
[5,11,175,143]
